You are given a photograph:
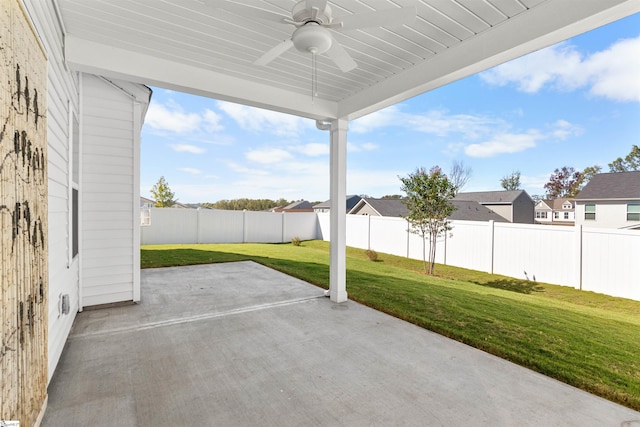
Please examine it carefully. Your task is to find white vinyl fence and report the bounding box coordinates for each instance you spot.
[140,208,318,245]
[317,213,640,301]
[140,209,639,301]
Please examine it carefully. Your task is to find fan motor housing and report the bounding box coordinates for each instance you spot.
[292,1,332,25]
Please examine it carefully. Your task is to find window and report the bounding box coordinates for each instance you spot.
[585,204,596,220]
[564,212,569,220]
[628,204,640,221]
[554,212,559,219]
[535,211,547,219]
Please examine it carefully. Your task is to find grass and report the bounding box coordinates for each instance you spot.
[141,240,640,411]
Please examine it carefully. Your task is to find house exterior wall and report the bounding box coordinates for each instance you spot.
[575,200,640,229]
[80,74,146,306]
[23,0,82,383]
[512,193,535,224]
[351,204,378,216]
[486,204,512,222]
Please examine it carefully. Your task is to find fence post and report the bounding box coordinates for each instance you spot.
[242,209,247,243]
[196,208,201,244]
[406,219,410,258]
[575,224,583,290]
[367,214,371,250]
[488,220,495,274]
[281,211,285,243]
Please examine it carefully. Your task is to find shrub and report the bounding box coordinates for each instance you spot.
[291,237,301,246]
[365,249,378,261]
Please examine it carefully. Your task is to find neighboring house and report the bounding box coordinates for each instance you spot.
[535,198,575,225]
[273,200,315,212]
[313,195,362,213]
[349,198,508,222]
[574,171,640,230]
[140,196,155,209]
[454,190,534,224]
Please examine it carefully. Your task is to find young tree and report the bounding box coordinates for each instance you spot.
[449,160,472,194]
[609,144,640,172]
[543,167,581,199]
[150,176,176,207]
[500,170,521,191]
[400,166,457,275]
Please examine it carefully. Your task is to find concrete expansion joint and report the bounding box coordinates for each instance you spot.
[68,294,326,341]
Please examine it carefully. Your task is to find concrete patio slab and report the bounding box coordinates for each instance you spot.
[43,261,640,426]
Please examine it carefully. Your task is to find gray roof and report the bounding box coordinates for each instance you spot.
[352,198,507,222]
[356,198,408,217]
[313,195,362,210]
[450,200,509,222]
[454,190,529,204]
[575,171,640,200]
[282,200,314,210]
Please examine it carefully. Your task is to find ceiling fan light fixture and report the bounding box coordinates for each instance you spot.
[292,23,332,54]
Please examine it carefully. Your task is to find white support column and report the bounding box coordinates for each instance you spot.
[329,119,348,303]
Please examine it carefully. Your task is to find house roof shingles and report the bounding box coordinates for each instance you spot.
[575,171,640,200]
[351,198,508,222]
[453,190,528,204]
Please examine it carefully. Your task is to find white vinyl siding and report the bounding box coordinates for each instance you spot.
[80,75,138,307]
[23,0,81,383]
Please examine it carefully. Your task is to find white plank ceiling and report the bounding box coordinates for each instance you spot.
[56,0,640,120]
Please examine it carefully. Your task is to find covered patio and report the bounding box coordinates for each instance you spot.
[6,1,640,424]
[42,262,640,426]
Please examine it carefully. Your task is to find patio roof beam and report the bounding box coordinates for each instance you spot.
[64,36,338,121]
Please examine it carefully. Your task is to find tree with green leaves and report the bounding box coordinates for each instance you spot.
[500,170,521,191]
[575,165,602,191]
[400,166,457,275]
[609,144,640,172]
[150,176,176,207]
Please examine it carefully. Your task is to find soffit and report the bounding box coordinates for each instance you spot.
[56,0,640,121]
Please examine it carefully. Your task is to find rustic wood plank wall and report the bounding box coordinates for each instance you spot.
[1,0,48,425]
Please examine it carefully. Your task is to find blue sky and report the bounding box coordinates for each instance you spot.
[141,13,640,203]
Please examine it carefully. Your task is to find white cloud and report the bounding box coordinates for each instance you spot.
[351,104,501,139]
[549,119,583,140]
[464,131,541,158]
[291,143,329,156]
[582,36,640,102]
[145,101,226,135]
[146,102,202,133]
[178,167,203,175]
[480,36,640,102]
[347,142,378,152]
[350,105,402,133]
[169,143,205,154]
[217,101,313,136]
[203,109,224,132]
[245,147,293,164]
[226,161,270,176]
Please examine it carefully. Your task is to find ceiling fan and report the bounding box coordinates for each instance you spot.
[207,0,417,73]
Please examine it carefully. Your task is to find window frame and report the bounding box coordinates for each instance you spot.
[584,204,596,220]
[627,203,640,221]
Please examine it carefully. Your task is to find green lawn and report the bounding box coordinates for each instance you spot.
[141,240,640,411]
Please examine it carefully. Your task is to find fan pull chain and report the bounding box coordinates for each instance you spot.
[311,53,318,103]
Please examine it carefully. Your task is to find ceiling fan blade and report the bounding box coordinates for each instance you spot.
[254,38,294,66]
[337,6,416,31]
[205,0,290,25]
[325,41,357,72]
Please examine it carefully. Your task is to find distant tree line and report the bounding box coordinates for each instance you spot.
[202,198,294,211]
